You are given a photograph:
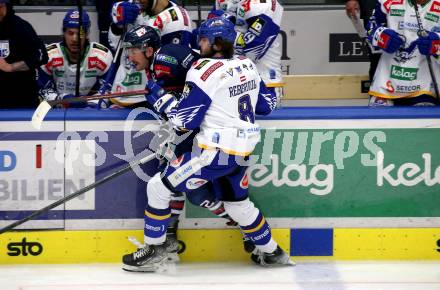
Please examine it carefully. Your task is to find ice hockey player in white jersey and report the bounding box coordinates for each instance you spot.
[122,17,293,272]
[107,0,192,107]
[367,0,440,106]
[38,9,113,107]
[212,0,284,103]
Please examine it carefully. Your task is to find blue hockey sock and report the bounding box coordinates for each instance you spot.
[144,205,171,245]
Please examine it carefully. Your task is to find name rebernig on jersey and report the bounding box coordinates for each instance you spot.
[229,79,257,97]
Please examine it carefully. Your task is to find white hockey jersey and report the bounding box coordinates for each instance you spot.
[216,0,284,90]
[39,42,113,100]
[167,56,276,156]
[368,0,440,99]
[108,2,193,106]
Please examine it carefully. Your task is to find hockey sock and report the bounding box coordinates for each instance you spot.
[240,212,277,253]
[144,205,171,245]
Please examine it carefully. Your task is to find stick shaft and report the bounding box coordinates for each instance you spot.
[0,153,156,235]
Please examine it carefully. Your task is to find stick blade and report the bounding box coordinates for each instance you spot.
[31,101,52,130]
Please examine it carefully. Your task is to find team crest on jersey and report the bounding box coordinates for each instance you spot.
[0,40,10,58]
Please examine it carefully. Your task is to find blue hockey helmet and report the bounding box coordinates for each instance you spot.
[198,17,236,46]
[63,9,91,32]
[123,25,161,51]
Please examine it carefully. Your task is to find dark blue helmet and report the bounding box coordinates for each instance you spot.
[198,17,236,46]
[123,25,161,51]
[63,9,91,32]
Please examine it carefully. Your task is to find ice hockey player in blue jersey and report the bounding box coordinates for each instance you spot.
[121,24,247,263]
[212,0,284,104]
[38,9,113,107]
[107,0,193,107]
[122,18,293,272]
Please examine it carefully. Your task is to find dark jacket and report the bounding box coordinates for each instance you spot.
[0,5,48,108]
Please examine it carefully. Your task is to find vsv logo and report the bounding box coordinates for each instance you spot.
[0,150,16,172]
[7,238,43,256]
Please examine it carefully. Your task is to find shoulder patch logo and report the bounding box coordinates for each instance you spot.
[92,43,109,52]
[201,61,224,81]
[88,56,108,71]
[169,8,178,21]
[194,59,210,70]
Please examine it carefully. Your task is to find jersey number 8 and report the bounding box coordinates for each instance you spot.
[238,94,255,123]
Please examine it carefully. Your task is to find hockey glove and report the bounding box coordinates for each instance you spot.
[145,79,176,114]
[112,1,140,26]
[417,31,440,56]
[373,27,405,54]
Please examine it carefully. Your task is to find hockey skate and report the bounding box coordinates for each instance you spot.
[122,243,168,272]
[251,246,295,267]
[165,228,180,262]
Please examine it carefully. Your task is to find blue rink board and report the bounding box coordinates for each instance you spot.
[1,106,440,222]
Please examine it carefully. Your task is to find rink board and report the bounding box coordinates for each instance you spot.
[1,107,440,263]
[0,228,439,264]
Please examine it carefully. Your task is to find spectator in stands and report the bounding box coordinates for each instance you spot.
[345,0,380,82]
[0,0,48,108]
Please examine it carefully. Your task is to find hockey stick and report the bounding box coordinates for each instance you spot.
[412,0,440,101]
[31,85,181,130]
[31,89,148,130]
[0,152,157,235]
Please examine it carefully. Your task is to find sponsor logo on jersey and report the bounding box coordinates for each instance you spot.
[54,70,65,77]
[385,80,395,93]
[186,178,208,189]
[250,18,266,36]
[0,40,9,58]
[169,9,178,21]
[201,61,224,81]
[122,72,142,86]
[50,57,64,68]
[240,75,246,82]
[242,0,251,12]
[430,1,440,13]
[395,84,421,93]
[182,53,195,68]
[390,9,404,17]
[271,0,276,11]
[240,173,249,189]
[153,16,164,30]
[426,12,440,23]
[156,54,178,65]
[154,64,172,78]
[383,0,403,13]
[85,70,98,78]
[390,65,418,81]
[229,79,257,97]
[398,21,419,31]
[194,59,210,70]
[88,57,107,71]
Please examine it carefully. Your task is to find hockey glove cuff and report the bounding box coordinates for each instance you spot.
[373,27,405,54]
[111,1,139,26]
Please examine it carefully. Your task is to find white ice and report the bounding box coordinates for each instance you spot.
[1,261,439,290]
